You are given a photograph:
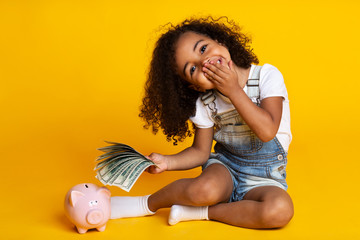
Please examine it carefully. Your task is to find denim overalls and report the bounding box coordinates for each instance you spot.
[201,65,288,202]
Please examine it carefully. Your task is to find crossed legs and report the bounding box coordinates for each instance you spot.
[148,163,294,228]
[148,163,233,211]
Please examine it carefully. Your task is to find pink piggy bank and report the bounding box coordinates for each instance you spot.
[64,183,111,234]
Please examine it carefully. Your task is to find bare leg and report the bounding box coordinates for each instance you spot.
[148,163,233,212]
[208,186,294,228]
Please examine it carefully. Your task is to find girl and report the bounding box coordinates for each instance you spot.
[111,16,294,229]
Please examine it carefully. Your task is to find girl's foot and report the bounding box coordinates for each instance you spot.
[168,205,209,225]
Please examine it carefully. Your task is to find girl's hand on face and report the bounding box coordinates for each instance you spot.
[203,60,240,97]
[145,152,169,174]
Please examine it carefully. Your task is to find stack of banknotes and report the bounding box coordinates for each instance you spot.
[95,141,155,192]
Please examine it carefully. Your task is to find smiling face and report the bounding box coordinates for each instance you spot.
[175,31,231,91]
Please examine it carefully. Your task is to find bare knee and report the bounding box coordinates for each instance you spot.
[184,164,232,206]
[260,196,294,228]
[185,177,225,206]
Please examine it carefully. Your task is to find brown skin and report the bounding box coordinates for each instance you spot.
[147,128,294,228]
[145,31,293,228]
[175,31,282,141]
[139,17,259,145]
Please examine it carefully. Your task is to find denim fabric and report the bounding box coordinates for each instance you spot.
[203,106,287,202]
[202,108,288,202]
[201,65,288,202]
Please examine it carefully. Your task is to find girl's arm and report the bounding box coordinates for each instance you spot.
[147,127,214,174]
[203,61,282,142]
[228,92,283,142]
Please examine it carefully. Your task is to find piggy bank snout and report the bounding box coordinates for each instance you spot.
[64,183,111,234]
[86,209,104,225]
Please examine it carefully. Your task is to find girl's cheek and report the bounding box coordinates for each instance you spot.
[202,73,211,81]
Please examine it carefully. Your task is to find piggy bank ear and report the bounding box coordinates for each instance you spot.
[70,190,85,207]
[98,187,111,198]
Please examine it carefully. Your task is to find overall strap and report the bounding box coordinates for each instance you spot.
[201,90,217,117]
[201,90,216,105]
[247,65,262,105]
[200,65,262,117]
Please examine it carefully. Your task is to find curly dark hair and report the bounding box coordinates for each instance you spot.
[139,16,259,145]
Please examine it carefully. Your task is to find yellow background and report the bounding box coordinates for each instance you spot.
[1,0,359,239]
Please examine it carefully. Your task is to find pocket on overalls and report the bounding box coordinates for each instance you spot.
[266,161,287,180]
[214,124,263,155]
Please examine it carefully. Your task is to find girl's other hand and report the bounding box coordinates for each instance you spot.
[146,152,169,174]
[203,60,240,97]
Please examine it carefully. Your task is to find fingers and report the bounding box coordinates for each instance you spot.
[145,152,166,174]
[203,61,230,81]
[204,61,227,75]
[146,165,154,173]
[147,165,163,174]
[147,152,159,162]
[203,65,220,83]
[146,165,156,174]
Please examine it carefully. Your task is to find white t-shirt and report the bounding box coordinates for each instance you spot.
[190,64,292,152]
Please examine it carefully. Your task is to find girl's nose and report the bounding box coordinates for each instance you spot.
[202,58,210,67]
[202,56,220,67]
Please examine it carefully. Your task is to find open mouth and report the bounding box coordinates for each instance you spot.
[216,57,230,69]
[205,57,229,69]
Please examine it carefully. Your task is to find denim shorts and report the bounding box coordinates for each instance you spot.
[202,137,288,202]
[200,83,288,202]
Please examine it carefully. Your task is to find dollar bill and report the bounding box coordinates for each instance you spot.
[95,141,155,192]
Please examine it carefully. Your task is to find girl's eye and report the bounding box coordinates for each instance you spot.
[200,45,207,54]
[189,45,207,76]
[190,66,196,76]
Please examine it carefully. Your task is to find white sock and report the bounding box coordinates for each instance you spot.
[110,195,155,219]
[168,205,209,225]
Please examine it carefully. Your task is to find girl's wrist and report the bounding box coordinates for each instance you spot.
[164,155,172,171]
[227,85,244,100]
